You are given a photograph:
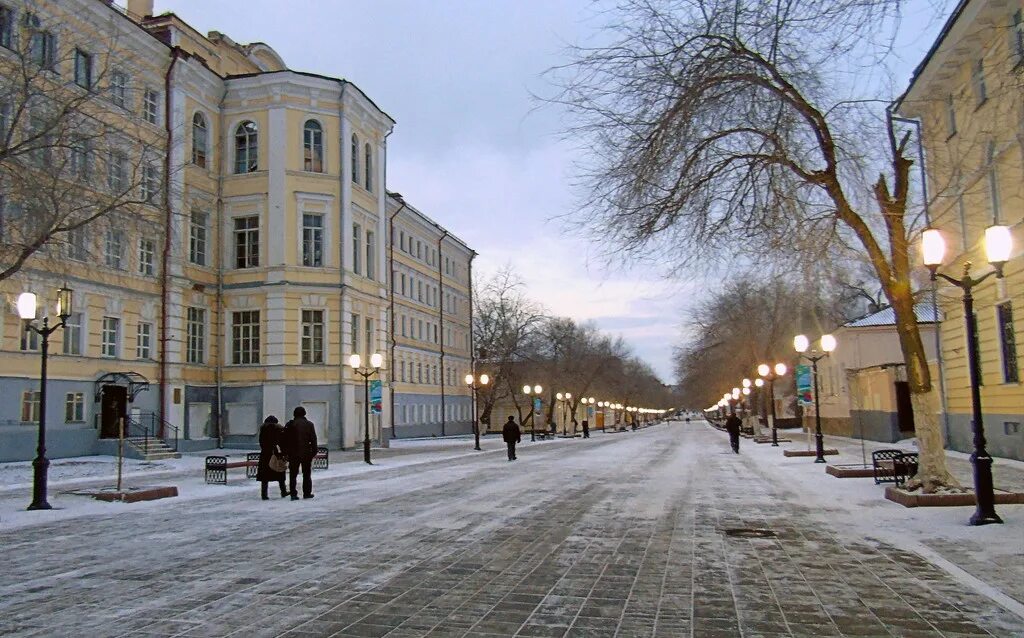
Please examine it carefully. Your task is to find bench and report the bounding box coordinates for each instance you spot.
[872,449,919,486]
[205,447,329,485]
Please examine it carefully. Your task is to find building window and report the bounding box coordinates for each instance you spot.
[141,164,159,203]
[0,6,12,50]
[234,121,258,173]
[998,303,1019,384]
[972,59,987,106]
[192,112,208,167]
[303,120,323,172]
[65,392,85,423]
[101,317,120,358]
[1015,10,1024,65]
[21,391,40,423]
[417,363,423,383]
[986,142,1000,224]
[136,322,152,359]
[189,210,207,266]
[401,315,407,337]
[138,238,155,276]
[366,230,375,279]
[350,134,359,183]
[28,115,51,165]
[301,309,325,364]
[110,71,128,109]
[231,310,260,364]
[26,14,56,69]
[302,213,323,267]
[143,88,160,125]
[400,273,406,296]
[187,307,205,364]
[234,215,259,269]
[70,138,92,182]
[364,143,373,191]
[107,150,126,192]
[365,317,373,358]
[63,312,82,355]
[945,94,956,137]
[351,313,360,356]
[104,229,123,269]
[353,223,362,274]
[74,49,92,89]
[21,326,39,352]
[66,227,87,261]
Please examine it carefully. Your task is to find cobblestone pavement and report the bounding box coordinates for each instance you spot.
[2,423,1022,638]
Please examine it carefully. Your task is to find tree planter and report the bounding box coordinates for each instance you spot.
[884,486,1024,508]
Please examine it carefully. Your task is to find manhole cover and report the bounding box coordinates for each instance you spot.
[723,528,777,538]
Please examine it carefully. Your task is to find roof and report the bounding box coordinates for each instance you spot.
[844,303,940,328]
[894,0,970,111]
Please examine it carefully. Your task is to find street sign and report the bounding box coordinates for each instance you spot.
[370,380,382,414]
[795,364,813,406]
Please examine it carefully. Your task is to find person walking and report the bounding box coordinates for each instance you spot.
[581,419,590,438]
[257,415,288,500]
[725,411,742,453]
[284,406,318,500]
[502,415,521,461]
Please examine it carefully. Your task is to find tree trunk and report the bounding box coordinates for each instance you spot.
[889,291,961,492]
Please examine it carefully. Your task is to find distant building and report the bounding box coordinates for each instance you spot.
[896,0,1022,460]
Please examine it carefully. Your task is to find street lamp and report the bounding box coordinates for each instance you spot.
[922,224,1011,526]
[17,285,73,511]
[794,334,836,463]
[555,392,572,436]
[349,352,383,465]
[522,384,543,441]
[757,362,788,446]
[465,373,489,451]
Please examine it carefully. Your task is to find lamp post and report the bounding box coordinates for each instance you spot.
[349,352,383,465]
[17,286,73,511]
[794,333,837,463]
[757,362,788,446]
[465,373,489,451]
[555,392,572,436]
[922,224,1011,526]
[522,384,542,441]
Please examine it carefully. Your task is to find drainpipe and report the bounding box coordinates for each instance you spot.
[437,229,448,436]
[337,80,349,449]
[388,194,408,439]
[214,83,228,449]
[158,47,182,435]
[468,251,477,429]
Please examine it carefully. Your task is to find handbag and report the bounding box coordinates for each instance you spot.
[269,454,287,473]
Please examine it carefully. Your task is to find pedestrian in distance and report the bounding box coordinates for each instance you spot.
[284,406,318,500]
[502,415,521,461]
[581,419,590,438]
[725,412,742,453]
[257,415,288,500]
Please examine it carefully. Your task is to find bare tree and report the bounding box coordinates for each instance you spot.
[0,2,164,283]
[549,0,960,491]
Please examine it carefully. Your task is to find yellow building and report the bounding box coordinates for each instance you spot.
[387,193,475,437]
[897,0,1023,460]
[0,0,442,459]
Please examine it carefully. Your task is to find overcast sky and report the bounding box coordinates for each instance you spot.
[152,1,945,383]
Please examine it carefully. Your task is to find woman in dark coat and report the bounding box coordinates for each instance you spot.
[257,415,288,500]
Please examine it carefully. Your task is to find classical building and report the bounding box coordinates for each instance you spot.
[387,192,475,438]
[896,0,1023,460]
[0,0,429,460]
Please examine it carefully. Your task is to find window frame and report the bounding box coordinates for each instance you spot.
[142,88,160,125]
[191,112,208,167]
[230,310,261,365]
[972,58,987,106]
[21,390,41,423]
[303,119,324,173]
[186,306,206,364]
[233,215,260,269]
[302,213,324,267]
[65,392,85,423]
[301,309,325,365]
[233,120,258,174]
[104,228,124,269]
[138,238,155,276]
[0,5,13,50]
[189,209,208,266]
[74,48,92,90]
[136,321,152,359]
[101,316,120,358]
[62,312,83,355]
[109,70,128,109]
[364,142,373,191]
[350,134,359,183]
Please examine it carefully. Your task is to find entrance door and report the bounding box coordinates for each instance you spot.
[894,381,915,434]
[100,385,128,438]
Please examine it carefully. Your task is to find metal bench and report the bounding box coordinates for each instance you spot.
[205,455,258,485]
[313,446,329,470]
[893,452,919,486]
[872,449,920,485]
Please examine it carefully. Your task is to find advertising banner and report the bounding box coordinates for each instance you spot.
[795,364,813,406]
[370,380,383,414]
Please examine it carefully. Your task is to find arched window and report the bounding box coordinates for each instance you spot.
[234,121,258,174]
[303,120,323,172]
[986,141,1000,224]
[364,143,373,191]
[192,112,208,168]
[350,134,359,183]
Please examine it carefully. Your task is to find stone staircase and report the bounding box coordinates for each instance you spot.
[125,437,181,461]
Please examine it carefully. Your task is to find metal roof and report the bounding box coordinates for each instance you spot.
[844,303,940,328]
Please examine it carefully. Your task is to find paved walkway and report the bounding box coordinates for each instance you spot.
[1,422,1021,637]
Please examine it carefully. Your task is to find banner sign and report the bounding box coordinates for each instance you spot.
[533,397,542,415]
[370,380,383,414]
[795,364,813,406]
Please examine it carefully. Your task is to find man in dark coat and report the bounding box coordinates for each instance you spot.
[581,419,590,438]
[725,412,742,453]
[257,415,288,500]
[285,406,318,499]
[502,416,521,461]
